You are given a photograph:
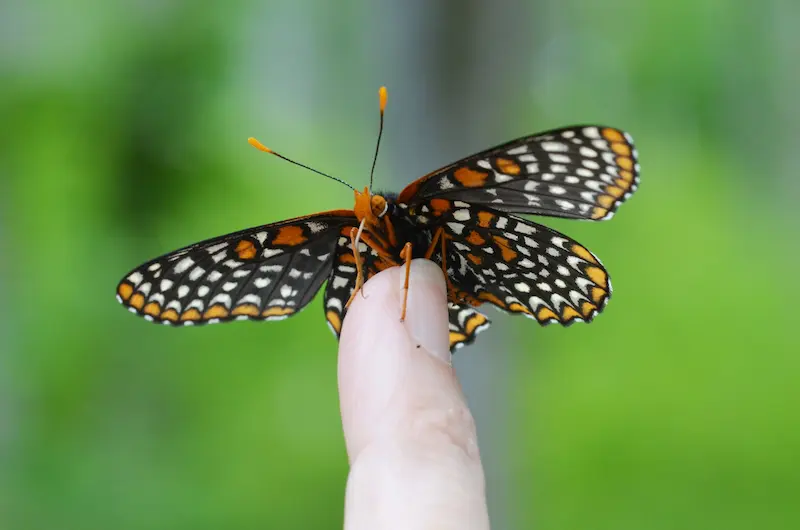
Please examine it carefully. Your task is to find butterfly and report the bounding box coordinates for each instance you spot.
[116,87,639,351]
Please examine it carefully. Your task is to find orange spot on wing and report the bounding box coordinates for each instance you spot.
[161,309,179,322]
[500,245,518,262]
[262,306,295,317]
[536,307,558,322]
[615,177,632,189]
[478,291,506,308]
[591,207,609,220]
[203,305,229,319]
[235,240,257,259]
[143,302,161,317]
[580,301,598,317]
[616,156,633,171]
[492,235,518,262]
[598,194,615,208]
[272,225,307,246]
[602,128,625,142]
[232,304,260,317]
[339,253,357,264]
[571,244,598,265]
[466,231,486,245]
[591,287,607,303]
[180,308,201,321]
[606,185,625,198]
[585,266,607,287]
[464,313,488,334]
[495,157,521,175]
[508,302,532,315]
[618,169,634,182]
[374,259,392,271]
[467,253,483,265]
[326,310,342,334]
[453,167,489,187]
[118,282,134,301]
[477,211,495,228]
[130,293,145,310]
[429,198,452,216]
[449,332,467,347]
[610,142,631,156]
[562,305,581,321]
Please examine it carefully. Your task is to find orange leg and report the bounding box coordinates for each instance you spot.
[359,233,400,264]
[399,242,412,321]
[383,214,398,247]
[363,223,390,251]
[345,220,401,309]
[354,233,402,302]
[438,232,459,300]
[424,227,443,259]
[423,227,457,298]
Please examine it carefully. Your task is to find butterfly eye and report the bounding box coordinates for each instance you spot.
[371,195,389,218]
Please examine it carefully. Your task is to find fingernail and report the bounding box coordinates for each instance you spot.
[402,260,451,363]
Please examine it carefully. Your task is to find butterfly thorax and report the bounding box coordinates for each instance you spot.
[352,187,430,262]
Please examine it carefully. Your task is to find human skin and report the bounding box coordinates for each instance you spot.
[338,259,490,530]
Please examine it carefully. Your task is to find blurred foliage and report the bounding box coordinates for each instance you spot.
[1,1,798,529]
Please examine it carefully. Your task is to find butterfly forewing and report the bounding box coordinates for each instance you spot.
[117,211,357,325]
[398,125,639,221]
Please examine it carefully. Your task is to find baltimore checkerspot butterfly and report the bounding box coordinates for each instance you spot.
[117,87,639,350]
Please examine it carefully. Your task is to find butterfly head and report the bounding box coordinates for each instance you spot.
[354,187,389,227]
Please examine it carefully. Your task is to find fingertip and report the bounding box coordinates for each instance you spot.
[337,259,452,456]
[339,259,449,363]
[401,259,450,363]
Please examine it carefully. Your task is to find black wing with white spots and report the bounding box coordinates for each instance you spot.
[322,233,385,338]
[420,201,612,325]
[116,211,357,325]
[398,125,639,221]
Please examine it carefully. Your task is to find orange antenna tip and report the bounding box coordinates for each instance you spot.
[378,86,388,113]
[248,137,273,153]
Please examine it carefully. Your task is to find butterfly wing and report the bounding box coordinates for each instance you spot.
[322,232,387,338]
[398,125,639,221]
[421,202,612,325]
[116,211,357,325]
[448,303,491,351]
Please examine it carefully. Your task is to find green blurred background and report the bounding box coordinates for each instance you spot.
[2,1,798,528]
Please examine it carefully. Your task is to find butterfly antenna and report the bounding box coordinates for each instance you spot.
[248,137,356,191]
[368,86,388,192]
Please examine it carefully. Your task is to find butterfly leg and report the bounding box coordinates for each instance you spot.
[424,227,457,299]
[439,232,458,299]
[399,242,412,321]
[424,227,442,259]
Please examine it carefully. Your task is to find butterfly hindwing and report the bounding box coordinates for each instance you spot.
[420,201,612,325]
[398,125,639,221]
[448,303,491,350]
[322,231,388,338]
[117,211,357,325]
